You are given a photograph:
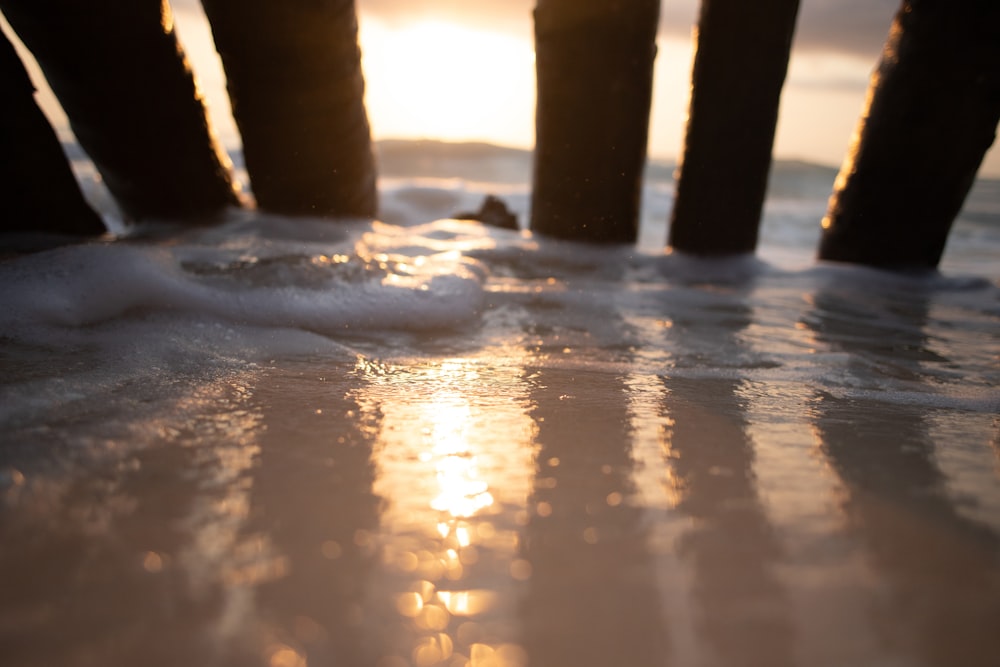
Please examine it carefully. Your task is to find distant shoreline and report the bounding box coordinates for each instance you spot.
[61,137,1000,192]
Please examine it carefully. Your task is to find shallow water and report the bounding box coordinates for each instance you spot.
[2,158,1000,666]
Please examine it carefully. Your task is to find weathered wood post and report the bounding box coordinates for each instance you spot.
[818,0,1000,270]
[199,0,377,218]
[1,29,104,236]
[0,1,240,222]
[668,0,800,255]
[531,0,659,243]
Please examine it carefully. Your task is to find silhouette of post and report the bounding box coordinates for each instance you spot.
[669,0,800,255]
[531,0,659,243]
[0,30,104,236]
[819,1,1000,269]
[199,0,377,219]
[0,0,240,222]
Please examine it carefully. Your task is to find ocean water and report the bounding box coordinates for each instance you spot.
[1,141,999,667]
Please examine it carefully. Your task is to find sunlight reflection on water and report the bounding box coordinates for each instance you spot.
[1,216,999,667]
[357,357,535,667]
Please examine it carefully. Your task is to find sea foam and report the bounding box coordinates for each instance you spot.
[0,213,489,344]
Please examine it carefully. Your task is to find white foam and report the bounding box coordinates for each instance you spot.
[2,158,998,426]
[0,216,488,346]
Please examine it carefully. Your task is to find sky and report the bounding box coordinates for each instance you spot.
[353,0,999,176]
[5,0,1000,177]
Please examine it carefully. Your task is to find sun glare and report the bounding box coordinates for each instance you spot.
[359,18,536,147]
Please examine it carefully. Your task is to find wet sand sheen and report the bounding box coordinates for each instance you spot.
[1,208,998,666]
[3,327,998,665]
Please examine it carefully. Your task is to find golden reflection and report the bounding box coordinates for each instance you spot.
[412,633,454,666]
[416,603,451,631]
[267,644,307,667]
[362,356,534,667]
[371,361,517,528]
[437,590,497,616]
[396,591,424,618]
[428,398,495,517]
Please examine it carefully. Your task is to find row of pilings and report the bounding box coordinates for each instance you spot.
[2,0,999,270]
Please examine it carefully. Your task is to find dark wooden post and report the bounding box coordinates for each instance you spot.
[0,1,240,222]
[819,0,1000,270]
[668,0,800,255]
[531,0,659,243]
[199,0,377,218]
[0,29,104,236]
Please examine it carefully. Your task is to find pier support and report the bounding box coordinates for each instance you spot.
[0,30,104,236]
[531,0,659,243]
[199,0,377,218]
[669,0,800,255]
[0,0,240,222]
[819,0,1000,270]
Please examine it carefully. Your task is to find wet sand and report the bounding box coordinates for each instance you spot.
[2,226,998,666]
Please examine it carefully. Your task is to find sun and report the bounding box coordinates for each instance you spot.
[358,17,536,147]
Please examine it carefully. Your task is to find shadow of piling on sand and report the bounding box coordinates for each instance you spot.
[805,284,1000,667]
[519,364,670,667]
[658,298,796,667]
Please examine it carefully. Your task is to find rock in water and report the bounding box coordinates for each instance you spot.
[453,195,519,231]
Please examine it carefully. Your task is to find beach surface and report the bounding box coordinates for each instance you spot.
[1,142,999,667]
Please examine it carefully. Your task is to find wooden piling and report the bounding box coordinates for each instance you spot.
[199,0,377,218]
[668,0,800,255]
[0,29,104,236]
[531,0,659,243]
[0,0,238,220]
[0,1,240,222]
[818,1,1000,270]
